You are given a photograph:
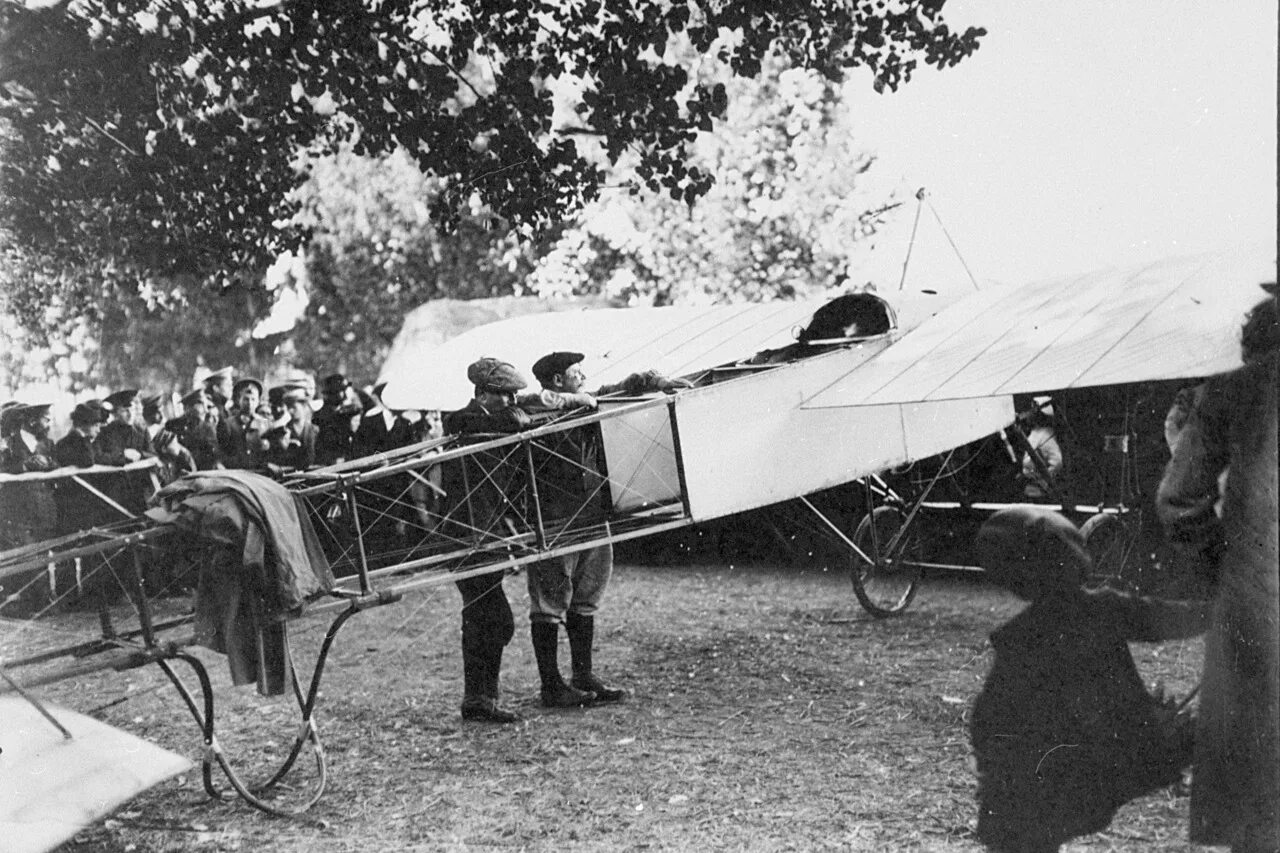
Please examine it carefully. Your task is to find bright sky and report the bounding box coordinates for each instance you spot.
[841,0,1277,292]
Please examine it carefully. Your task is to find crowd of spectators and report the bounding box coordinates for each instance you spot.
[0,368,434,553]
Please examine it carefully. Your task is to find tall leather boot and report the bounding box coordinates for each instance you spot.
[531,621,594,708]
[566,612,626,702]
[461,645,519,723]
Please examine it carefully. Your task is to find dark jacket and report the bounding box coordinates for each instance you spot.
[165,415,222,470]
[518,399,609,526]
[93,421,154,466]
[313,405,359,466]
[149,470,334,695]
[52,432,126,532]
[4,431,56,474]
[1157,351,1280,849]
[54,430,97,468]
[971,588,1207,850]
[217,411,270,470]
[263,422,318,473]
[353,408,418,459]
[441,399,529,539]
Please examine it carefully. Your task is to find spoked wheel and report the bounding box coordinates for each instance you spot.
[850,505,923,617]
[1080,511,1142,590]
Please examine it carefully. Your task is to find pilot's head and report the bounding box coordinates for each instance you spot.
[532,351,587,394]
[800,293,891,343]
[467,357,527,411]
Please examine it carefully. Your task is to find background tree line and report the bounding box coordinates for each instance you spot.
[0,0,982,394]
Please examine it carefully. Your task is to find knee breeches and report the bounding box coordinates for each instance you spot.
[526,543,613,623]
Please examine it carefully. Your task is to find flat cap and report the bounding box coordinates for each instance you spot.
[467,357,527,392]
[141,394,164,411]
[203,366,234,383]
[531,351,585,385]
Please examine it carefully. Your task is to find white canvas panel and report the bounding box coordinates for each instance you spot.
[899,397,1018,462]
[597,400,681,513]
[0,696,191,853]
[660,348,1016,521]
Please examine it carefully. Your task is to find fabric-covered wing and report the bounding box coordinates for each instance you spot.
[380,292,960,412]
[380,301,822,411]
[803,246,1274,409]
[0,696,191,853]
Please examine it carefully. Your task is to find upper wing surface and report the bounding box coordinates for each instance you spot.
[803,245,1274,409]
[379,291,960,411]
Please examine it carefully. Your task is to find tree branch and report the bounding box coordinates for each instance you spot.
[82,114,140,156]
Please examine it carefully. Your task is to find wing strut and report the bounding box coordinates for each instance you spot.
[0,666,71,739]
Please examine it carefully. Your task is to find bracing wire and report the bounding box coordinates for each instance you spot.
[897,189,927,292]
[925,193,982,292]
[897,187,982,293]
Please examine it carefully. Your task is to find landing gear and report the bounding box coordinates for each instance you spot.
[850,505,922,617]
[1080,510,1150,591]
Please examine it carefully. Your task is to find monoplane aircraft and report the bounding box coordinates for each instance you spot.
[0,243,1270,845]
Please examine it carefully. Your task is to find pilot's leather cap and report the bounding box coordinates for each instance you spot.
[466,357,527,392]
[531,351,585,385]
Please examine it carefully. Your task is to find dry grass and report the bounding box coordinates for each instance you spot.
[52,552,1209,852]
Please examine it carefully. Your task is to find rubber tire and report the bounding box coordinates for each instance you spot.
[1080,511,1131,588]
[850,506,922,618]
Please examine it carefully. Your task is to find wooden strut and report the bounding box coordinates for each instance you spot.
[3,395,698,816]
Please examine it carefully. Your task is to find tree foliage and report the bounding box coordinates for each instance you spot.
[289,147,542,383]
[525,55,897,306]
[0,232,267,393]
[0,0,983,327]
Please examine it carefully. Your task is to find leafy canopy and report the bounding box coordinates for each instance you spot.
[0,0,983,297]
[526,54,898,307]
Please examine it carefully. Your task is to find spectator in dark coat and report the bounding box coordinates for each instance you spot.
[0,399,19,464]
[3,403,56,474]
[165,390,223,471]
[94,389,154,466]
[142,394,167,443]
[1157,289,1279,852]
[92,389,158,515]
[52,403,122,542]
[442,357,531,724]
[0,403,59,549]
[263,385,318,475]
[217,378,270,470]
[313,373,362,466]
[54,402,105,468]
[969,505,1209,853]
[202,366,234,428]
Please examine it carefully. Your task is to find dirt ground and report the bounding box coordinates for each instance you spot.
[52,541,1210,853]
